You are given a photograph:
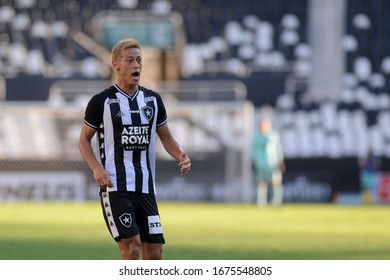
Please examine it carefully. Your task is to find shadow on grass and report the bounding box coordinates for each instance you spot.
[1,239,389,260]
[164,245,390,260]
[0,239,119,260]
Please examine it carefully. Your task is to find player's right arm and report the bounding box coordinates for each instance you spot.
[79,123,113,188]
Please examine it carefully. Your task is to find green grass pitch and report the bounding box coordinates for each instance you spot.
[0,202,389,260]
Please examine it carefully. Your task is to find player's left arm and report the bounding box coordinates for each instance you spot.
[156,123,191,176]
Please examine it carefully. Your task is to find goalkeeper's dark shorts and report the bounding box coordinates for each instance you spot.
[100,190,165,244]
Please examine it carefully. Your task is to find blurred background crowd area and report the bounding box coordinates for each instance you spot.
[1,0,390,156]
[1,0,390,202]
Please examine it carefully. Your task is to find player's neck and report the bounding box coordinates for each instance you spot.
[115,83,138,96]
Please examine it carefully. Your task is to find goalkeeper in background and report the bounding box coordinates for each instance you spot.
[251,117,285,207]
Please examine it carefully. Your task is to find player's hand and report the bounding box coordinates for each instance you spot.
[178,152,191,176]
[93,166,113,188]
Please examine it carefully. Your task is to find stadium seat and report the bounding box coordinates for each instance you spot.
[3,0,390,160]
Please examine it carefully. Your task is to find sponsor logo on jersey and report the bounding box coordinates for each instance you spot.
[108,98,120,104]
[144,96,155,102]
[148,215,163,234]
[115,111,125,118]
[121,125,150,150]
[119,213,132,228]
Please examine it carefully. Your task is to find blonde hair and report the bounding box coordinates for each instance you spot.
[111,38,141,62]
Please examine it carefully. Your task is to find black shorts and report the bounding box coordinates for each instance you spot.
[100,190,165,244]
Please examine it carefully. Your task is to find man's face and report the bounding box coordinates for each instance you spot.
[260,119,271,134]
[113,47,142,85]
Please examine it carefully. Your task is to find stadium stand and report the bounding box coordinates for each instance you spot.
[2,0,390,202]
[1,0,388,152]
[0,0,307,79]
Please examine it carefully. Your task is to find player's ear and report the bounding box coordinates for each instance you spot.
[112,61,119,71]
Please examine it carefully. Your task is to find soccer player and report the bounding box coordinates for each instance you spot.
[78,38,191,260]
[251,117,284,207]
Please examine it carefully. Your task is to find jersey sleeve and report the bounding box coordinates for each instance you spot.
[84,94,104,129]
[155,93,168,127]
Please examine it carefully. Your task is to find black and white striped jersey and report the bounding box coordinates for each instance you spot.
[83,84,167,194]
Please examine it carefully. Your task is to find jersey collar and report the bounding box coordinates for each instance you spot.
[114,84,139,100]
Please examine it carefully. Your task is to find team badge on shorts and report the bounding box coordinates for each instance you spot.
[119,213,132,228]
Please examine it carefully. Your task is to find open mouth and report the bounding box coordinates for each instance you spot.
[132,71,140,78]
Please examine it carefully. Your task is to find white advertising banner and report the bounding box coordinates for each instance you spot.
[0,172,87,201]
